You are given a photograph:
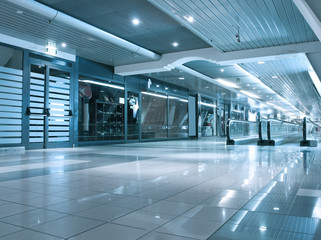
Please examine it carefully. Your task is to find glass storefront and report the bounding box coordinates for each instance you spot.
[127,91,139,140]
[78,76,125,141]
[141,91,188,140]
[200,98,216,137]
[168,96,188,138]
[141,92,168,139]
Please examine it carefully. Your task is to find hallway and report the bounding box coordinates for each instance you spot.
[0,139,319,239]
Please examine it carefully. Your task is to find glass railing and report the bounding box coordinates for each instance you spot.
[269,119,301,140]
[306,119,321,142]
[260,119,268,141]
[227,120,259,143]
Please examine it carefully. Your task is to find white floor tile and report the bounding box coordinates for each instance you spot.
[31,215,103,238]
[1,209,67,228]
[157,216,222,240]
[74,205,133,221]
[113,210,174,230]
[0,229,63,240]
[68,223,147,240]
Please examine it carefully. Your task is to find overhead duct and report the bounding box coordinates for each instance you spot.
[5,0,161,61]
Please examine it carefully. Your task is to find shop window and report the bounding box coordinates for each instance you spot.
[78,76,125,141]
[168,96,188,138]
[141,92,167,139]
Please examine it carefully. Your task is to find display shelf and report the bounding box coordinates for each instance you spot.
[95,100,124,140]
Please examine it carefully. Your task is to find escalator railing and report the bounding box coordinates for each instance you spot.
[267,119,301,146]
[300,117,321,147]
[258,119,269,145]
[226,119,259,145]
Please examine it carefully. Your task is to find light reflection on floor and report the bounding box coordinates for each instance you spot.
[0,138,319,240]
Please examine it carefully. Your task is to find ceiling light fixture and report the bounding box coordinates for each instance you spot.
[200,102,216,108]
[172,42,179,47]
[179,77,184,80]
[240,90,260,99]
[184,16,194,23]
[309,70,321,97]
[272,76,278,79]
[141,91,167,99]
[16,10,23,14]
[61,42,67,48]
[132,18,140,26]
[257,61,265,64]
[220,69,224,72]
[79,80,124,90]
[217,79,239,89]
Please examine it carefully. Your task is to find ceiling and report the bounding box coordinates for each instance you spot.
[1,0,321,120]
[148,0,318,51]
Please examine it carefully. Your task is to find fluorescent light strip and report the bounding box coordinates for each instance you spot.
[240,90,260,99]
[141,91,167,99]
[236,64,306,116]
[79,80,124,90]
[309,70,321,97]
[168,96,188,102]
[200,102,216,108]
[216,79,239,89]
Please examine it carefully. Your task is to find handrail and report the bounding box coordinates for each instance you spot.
[226,119,259,145]
[259,119,269,141]
[268,119,301,140]
[300,117,320,147]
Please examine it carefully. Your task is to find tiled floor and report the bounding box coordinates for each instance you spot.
[0,138,320,239]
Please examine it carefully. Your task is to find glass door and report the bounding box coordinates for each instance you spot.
[27,62,73,149]
[127,91,139,140]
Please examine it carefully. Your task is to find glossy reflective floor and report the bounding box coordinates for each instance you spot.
[0,138,319,239]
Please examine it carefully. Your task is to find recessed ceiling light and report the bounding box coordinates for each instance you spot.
[272,76,278,79]
[205,86,209,88]
[172,42,179,47]
[184,16,194,23]
[240,90,260,99]
[61,42,67,48]
[217,79,239,89]
[258,90,261,93]
[165,87,168,90]
[16,10,23,14]
[156,85,160,87]
[253,87,256,90]
[257,61,265,64]
[132,18,140,26]
[247,84,250,87]
[259,226,267,231]
[220,69,224,72]
[179,77,184,80]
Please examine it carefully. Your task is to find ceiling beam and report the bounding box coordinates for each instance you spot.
[115,41,321,76]
[293,0,321,42]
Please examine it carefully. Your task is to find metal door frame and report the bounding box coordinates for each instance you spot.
[26,57,74,149]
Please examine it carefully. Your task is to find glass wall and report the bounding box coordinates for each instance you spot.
[78,76,125,141]
[127,91,139,140]
[168,96,188,138]
[141,91,188,140]
[141,92,168,139]
[200,98,216,137]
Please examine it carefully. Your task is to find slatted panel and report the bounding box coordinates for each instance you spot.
[241,56,321,117]
[29,70,45,143]
[0,66,23,144]
[148,0,318,52]
[48,72,70,143]
[0,2,152,66]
